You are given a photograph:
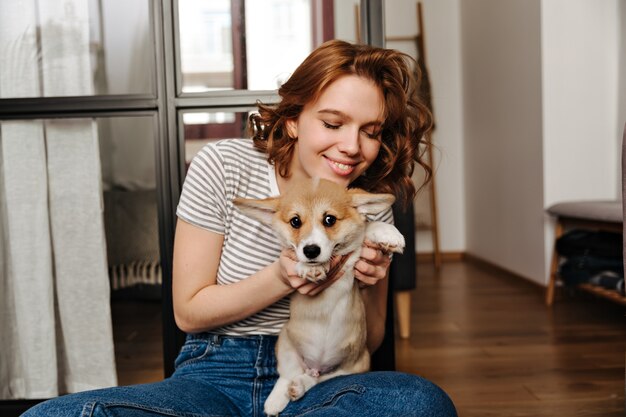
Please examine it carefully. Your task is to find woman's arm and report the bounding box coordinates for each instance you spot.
[172,219,293,333]
[172,219,347,333]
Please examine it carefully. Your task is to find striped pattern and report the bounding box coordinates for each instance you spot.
[177,139,287,335]
[176,138,394,336]
[109,260,161,290]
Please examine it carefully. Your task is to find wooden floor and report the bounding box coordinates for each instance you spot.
[112,260,626,416]
[399,261,626,417]
[111,297,164,386]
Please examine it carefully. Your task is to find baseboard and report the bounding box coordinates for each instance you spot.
[415,252,546,292]
[463,253,545,291]
[416,251,465,263]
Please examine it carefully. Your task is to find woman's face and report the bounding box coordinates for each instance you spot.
[285,75,384,188]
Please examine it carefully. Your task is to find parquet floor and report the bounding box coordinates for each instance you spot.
[112,260,626,416]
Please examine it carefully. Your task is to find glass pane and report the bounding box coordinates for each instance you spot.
[0,0,155,98]
[0,115,163,399]
[245,0,313,90]
[182,109,254,165]
[99,116,164,387]
[177,0,360,93]
[178,0,235,92]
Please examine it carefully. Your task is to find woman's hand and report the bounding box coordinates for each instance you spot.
[278,249,348,296]
[354,240,393,288]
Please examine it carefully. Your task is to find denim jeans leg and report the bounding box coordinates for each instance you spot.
[279,371,457,417]
[21,376,239,417]
[21,335,457,417]
[23,333,278,417]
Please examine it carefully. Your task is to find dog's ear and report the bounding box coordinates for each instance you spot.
[348,189,396,215]
[233,197,279,225]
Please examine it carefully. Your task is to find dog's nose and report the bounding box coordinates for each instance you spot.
[303,245,321,259]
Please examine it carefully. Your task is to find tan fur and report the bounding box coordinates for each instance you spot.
[233,178,405,416]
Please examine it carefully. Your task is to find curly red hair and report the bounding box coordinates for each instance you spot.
[249,40,433,209]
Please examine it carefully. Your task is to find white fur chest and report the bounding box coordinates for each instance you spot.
[287,274,366,372]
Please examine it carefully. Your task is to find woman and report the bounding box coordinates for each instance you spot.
[24,40,456,417]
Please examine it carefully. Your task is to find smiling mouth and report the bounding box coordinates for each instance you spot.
[325,157,357,176]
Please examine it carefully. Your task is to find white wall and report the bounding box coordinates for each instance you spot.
[378,1,624,285]
[619,0,626,191]
[385,0,466,254]
[461,0,547,283]
[541,0,621,282]
[542,0,620,207]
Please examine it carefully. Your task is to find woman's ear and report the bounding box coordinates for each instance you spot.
[285,119,298,139]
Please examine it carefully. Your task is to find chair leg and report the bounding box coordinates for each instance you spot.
[545,219,564,306]
[395,290,411,339]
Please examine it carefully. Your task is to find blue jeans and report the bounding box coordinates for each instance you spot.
[23,333,457,417]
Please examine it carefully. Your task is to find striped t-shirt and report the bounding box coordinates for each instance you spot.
[176,138,393,336]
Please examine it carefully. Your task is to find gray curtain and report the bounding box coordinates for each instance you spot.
[0,0,117,399]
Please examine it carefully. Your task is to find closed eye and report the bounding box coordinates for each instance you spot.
[323,121,340,130]
[363,129,381,140]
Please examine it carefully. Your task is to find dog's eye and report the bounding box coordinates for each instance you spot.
[322,215,336,227]
[289,216,302,229]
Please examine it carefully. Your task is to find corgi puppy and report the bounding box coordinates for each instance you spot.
[233,178,405,416]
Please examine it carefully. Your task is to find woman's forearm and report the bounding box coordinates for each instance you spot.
[174,261,293,333]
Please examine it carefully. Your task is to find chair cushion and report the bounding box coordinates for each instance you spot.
[546,200,622,224]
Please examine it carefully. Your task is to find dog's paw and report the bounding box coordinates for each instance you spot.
[288,374,317,401]
[296,263,328,283]
[288,379,306,401]
[264,392,290,416]
[365,222,405,254]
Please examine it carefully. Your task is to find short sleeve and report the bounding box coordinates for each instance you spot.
[176,144,228,234]
[367,205,394,225]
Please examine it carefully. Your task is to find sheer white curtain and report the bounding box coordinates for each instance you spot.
[0,0,117,399]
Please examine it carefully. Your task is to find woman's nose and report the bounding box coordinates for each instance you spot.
[337,129,360,155]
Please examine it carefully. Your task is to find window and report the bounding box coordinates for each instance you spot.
[0,0,155,98]
[0,0,381,410]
